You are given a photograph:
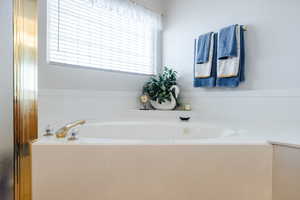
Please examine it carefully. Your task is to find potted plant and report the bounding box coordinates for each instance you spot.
[143,67,180,110]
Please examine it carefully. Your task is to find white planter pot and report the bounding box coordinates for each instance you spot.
[150,85,180,110]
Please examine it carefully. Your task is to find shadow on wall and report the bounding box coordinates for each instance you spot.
[0,155,13,200]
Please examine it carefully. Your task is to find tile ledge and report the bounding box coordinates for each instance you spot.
[269,140,300,149]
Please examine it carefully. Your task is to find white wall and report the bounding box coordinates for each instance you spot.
[38,0,300,131]
[162,0,300,91]
[0,0,14,199]
[38,0,164,91]
[158,0,300,121]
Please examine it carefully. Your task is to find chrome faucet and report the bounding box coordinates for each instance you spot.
[55,120,86,138]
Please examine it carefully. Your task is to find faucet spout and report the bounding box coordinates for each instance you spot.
[55,120,86,138]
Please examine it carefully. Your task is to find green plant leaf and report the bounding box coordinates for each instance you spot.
[142,66,178,104]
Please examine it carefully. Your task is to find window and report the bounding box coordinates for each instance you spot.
[47,0,162,75]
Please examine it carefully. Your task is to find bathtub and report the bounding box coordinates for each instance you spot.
[32,121,273,200]
[79,121,237,140]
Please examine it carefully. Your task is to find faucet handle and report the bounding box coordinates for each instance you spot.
[56,120,86,138]
[43,125,54,136]
[68,129,79,141]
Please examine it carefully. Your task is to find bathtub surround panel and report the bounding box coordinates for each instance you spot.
[273,145,300,200]
[32,144,272,200]
[180,90,300,121]
[38,90,140,135]
[38,89,300,134]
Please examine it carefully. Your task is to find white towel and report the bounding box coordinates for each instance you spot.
[195,35,214,78]
[217,25,241,78]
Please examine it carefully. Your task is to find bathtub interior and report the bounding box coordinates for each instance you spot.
[78,122,237,140]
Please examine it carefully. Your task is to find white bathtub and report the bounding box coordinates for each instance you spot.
[79,121,237,140]
[33,121,273,200]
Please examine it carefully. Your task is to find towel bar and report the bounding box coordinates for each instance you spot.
[242,25,248,31]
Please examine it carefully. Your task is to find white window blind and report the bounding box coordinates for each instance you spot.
[48,0,161,75]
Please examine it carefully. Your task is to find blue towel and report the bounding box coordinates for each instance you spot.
[217,26,245,87]
[218,24,238,59]
[196,32,213,64]
[194,33,218,88]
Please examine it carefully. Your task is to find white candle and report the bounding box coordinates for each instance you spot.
[184,104,191,111]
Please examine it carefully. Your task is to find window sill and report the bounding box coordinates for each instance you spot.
[47,61,157,76]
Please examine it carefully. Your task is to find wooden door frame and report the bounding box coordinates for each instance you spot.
[13,0,38,200]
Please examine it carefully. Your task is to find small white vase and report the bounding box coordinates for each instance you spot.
[150,85,180,110]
